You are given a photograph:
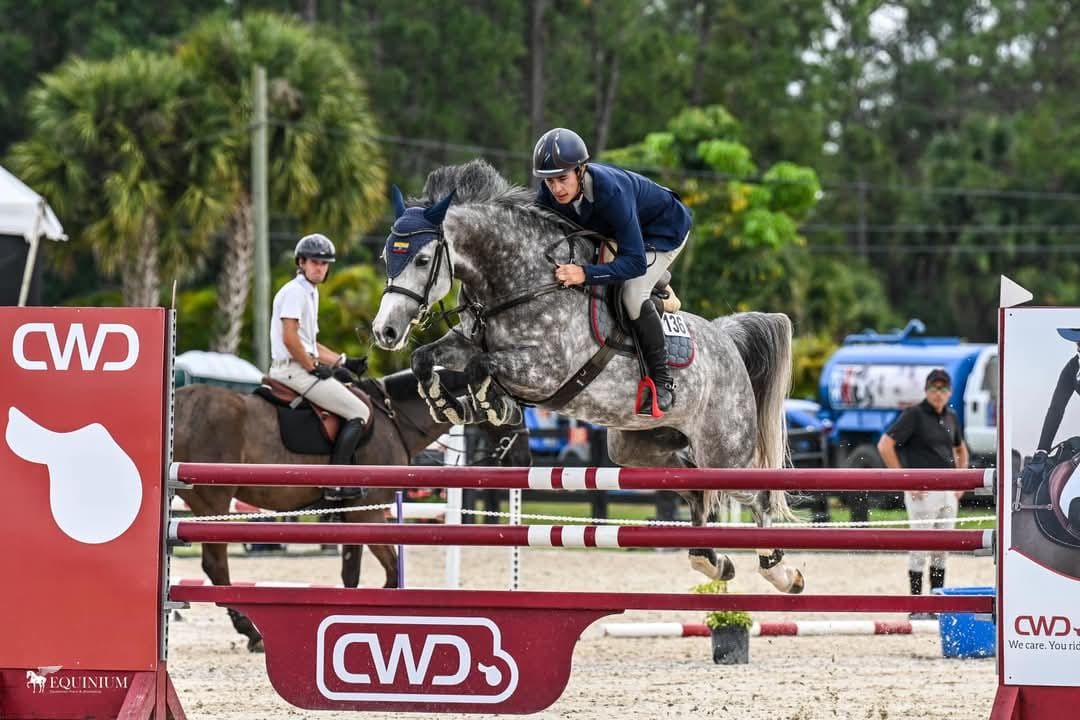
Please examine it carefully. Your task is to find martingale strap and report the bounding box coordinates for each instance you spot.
[535,328,628,411]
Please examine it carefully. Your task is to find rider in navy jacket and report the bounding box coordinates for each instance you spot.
[532,127,691,417]
[536,162,692,285]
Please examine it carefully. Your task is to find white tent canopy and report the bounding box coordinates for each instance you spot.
[0,164,66,306]
[175,351,263,383]
[0,165,65,242]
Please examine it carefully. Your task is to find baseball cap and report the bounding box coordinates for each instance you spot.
[925,368,951,389]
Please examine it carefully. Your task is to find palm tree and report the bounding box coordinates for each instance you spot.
[177,12,387,354]
[7,50,209,306]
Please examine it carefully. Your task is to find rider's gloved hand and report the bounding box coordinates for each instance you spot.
[310,363,334,380]
[1021,449,1049,492]
[342,355,368,377]
[333,366,360,385]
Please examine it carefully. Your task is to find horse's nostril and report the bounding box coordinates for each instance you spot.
[384,326,397,342]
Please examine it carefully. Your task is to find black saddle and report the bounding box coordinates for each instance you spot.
[254,377,375,455]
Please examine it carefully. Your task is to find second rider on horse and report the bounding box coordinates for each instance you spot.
[532,127,692,416]
[268,233,370,500]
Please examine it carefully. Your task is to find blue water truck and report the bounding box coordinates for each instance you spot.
[817,319,997,472]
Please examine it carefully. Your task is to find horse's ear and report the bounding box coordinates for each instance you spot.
[424,190,456,226]
[391,185,407,219]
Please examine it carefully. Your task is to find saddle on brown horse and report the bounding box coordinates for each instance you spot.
[1020,436,1080,549]
[255,377,376,455]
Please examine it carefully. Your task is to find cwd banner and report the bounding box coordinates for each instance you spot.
[0,308,168,672]
[1002,307,1080,686]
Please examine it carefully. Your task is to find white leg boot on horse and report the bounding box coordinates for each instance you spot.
[631,301,676,417]
[752,497,806,593]
[467,376,522,427]
[418,370,469,425]
[758,548,805,594]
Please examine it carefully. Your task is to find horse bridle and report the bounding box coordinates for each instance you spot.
[382,226,454,330]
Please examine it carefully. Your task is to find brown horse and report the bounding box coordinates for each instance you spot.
[173,369,529,651]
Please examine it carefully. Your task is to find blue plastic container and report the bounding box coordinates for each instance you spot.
[934,586,996,658]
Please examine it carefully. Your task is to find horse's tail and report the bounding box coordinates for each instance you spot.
[713,311,798,522]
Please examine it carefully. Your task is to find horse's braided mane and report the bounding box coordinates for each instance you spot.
[416,158,581,234]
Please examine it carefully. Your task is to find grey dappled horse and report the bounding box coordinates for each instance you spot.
[371,160,803,593]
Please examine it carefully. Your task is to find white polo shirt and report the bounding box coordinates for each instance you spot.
[270,273,319,362]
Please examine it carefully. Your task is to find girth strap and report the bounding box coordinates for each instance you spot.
[537,329,627,411]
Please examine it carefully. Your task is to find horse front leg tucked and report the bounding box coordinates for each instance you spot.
[412,329,476,424]
[463,350,532,427]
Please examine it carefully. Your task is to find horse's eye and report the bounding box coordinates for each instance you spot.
[416,255,431,267]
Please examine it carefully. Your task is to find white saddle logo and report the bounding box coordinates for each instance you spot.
[6,408,142,544]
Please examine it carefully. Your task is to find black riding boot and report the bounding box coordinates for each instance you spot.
[909,570,924,596]
[929,566,946,592]
[631,300,675,416]
[323,418,368,501]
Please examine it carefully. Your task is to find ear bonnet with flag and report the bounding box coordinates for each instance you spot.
[384,185,455,278]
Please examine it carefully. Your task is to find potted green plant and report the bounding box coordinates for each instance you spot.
[693,579,753,665]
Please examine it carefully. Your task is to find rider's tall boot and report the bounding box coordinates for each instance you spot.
[323,418,368,501]
[631,300,676,417]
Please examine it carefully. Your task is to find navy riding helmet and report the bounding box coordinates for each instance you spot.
[532,128,590,178]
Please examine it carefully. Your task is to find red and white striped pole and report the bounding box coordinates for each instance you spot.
[170,521,993,553]
[171,463,992,493]
[601,619,940,638]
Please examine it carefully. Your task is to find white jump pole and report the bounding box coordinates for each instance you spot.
[444,425,464,589]
[509,488,522,590]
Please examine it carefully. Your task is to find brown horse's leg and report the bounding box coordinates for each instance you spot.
[182,486,266,653]
[200,541,264,652]
[341,498,398,588]
[681,490,735,581]
[367,543,400,588]
[341,544,362,588]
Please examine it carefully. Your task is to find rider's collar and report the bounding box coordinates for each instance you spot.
[385,207,442,279]
[294,270,318,292]
[572,169,593,212]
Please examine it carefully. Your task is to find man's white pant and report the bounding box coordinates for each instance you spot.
[269,360,370,422]
[622,236,687,320]
[904,490,959,572]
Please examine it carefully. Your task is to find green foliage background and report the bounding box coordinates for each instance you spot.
[5,0,1076,383]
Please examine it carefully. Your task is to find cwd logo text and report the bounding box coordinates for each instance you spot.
[12,322,139,371]
[315,615,519,704]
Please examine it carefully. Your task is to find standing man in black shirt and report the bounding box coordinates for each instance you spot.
[877,368,969,616]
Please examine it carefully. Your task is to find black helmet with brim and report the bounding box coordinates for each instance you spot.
[533,128,590,178]
[295,233,336,263]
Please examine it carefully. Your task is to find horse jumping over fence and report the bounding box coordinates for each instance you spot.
[173,368,529,650]
[371,160,804,594]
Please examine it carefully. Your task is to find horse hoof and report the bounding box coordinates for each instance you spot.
[247,637,265,653]
[787,569,805,594]
[758,563,804,594]
[689,553,720,579]
[717,554,736,581]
